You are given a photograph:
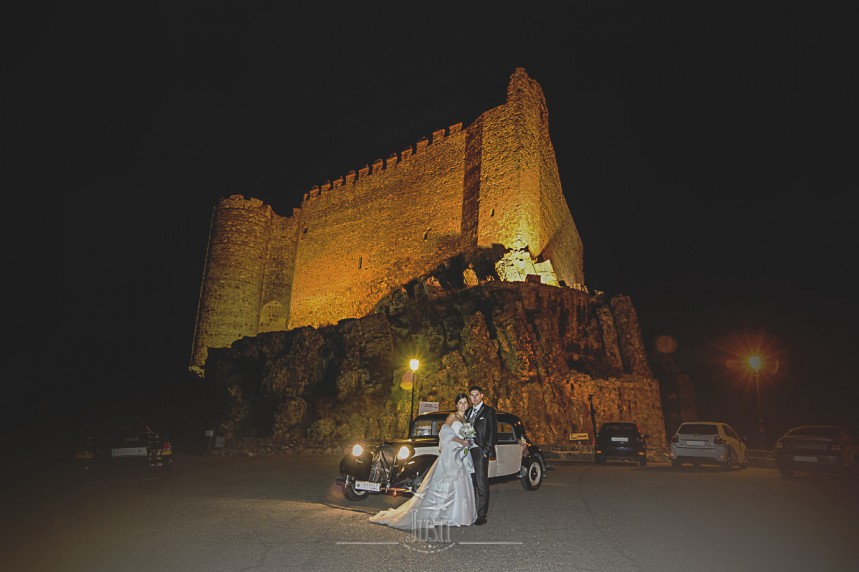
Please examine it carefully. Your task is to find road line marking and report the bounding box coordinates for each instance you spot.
[336,541,401,545]
[457,541,523,545]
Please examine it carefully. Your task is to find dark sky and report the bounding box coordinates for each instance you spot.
[15,3,857,440]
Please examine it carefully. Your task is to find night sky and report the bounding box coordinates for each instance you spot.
[16,3,856,443]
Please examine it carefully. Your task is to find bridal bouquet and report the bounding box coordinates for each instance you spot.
[458,422,476,456]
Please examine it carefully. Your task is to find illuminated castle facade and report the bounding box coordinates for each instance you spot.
[191,69,585,372]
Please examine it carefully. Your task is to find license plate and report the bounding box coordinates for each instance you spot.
[354,480,380,492]
[686,440,705,446]
[111,447,147,457]
[794,456,818,463]
[611,437,628,442]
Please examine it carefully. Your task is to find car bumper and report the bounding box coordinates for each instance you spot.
[335,475,415,496]
[77,455,173,480]
[671,444,730,464]
[774,453,851,472]
[596,448,646,459]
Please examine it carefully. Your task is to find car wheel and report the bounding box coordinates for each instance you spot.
[521,458,543,491]
[671,459,681,468]
[722,449,734,471]
[343,480,369,501]
[778,466,794,478]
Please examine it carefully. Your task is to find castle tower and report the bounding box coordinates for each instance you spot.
[190,196,274,372]
[475,68,584,286]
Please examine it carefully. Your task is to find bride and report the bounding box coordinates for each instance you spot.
[370,393,477,529]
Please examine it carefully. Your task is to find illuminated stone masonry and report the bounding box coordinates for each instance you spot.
[191,68,584,372]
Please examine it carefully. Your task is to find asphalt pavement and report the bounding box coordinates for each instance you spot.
[2,453,856,572]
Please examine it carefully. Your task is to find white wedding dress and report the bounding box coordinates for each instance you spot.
[370,420,477,529]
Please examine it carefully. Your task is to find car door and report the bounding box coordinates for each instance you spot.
[489,420,520,477]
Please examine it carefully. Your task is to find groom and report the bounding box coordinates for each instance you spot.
[466,385,497,526]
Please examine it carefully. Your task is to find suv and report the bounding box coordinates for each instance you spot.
[594,422,648,466]
[670,421,748,470]
[336,410,549,501]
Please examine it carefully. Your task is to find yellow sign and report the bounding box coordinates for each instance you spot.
[569,433,590,441]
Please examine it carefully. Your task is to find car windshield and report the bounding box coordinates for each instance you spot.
[678,424,718,435]
[83,414,152,434]
[411,416,447,437]
[788,427,841,439]
[601,423,638,435]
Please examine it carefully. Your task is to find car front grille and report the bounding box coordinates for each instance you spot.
[369,445,396,483]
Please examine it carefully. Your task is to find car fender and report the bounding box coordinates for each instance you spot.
[339,451,372,480]
[526,446,547,469]
[397,454,437,481]
[520,450,547,476]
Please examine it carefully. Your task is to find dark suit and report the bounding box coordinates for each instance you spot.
[467,403,497,521]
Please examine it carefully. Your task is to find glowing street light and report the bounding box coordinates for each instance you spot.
[409,359,420,422]
[748,355,765,448]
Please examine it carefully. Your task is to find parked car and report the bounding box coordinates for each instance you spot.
[774,425,859,478]
[74,413,173,491]
[670,421,748,470]
[594,421,648,466]
[336,411,549,501]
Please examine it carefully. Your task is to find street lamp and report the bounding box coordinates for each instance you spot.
[409,359,420,422]
[748,355,765,448]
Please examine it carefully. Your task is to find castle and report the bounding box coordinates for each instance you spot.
[190,69,585,372]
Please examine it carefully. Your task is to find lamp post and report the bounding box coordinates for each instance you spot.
[409,359,419,422]
[748,355,765,448]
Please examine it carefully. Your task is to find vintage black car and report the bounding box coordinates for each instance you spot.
[336,411,549,501]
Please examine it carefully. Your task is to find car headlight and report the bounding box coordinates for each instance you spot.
[352,444,364,456]
[397,445,411,460]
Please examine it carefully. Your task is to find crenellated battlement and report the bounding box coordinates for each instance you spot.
[301,122,464,204]
[191,69,584,372]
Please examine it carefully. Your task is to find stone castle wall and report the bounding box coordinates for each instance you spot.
[190,69,585,371]
[287,121,469,330]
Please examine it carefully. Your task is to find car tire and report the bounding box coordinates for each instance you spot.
[521,458,543,491]
[343,480,369,501]
[722,449,734,471]
[778,466,794,478]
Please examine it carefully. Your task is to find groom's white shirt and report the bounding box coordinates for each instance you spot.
[469,403,482,421]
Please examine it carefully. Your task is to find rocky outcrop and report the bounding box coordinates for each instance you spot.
[205,280,669,451]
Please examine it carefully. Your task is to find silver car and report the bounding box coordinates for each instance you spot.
[670,421,748,469]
